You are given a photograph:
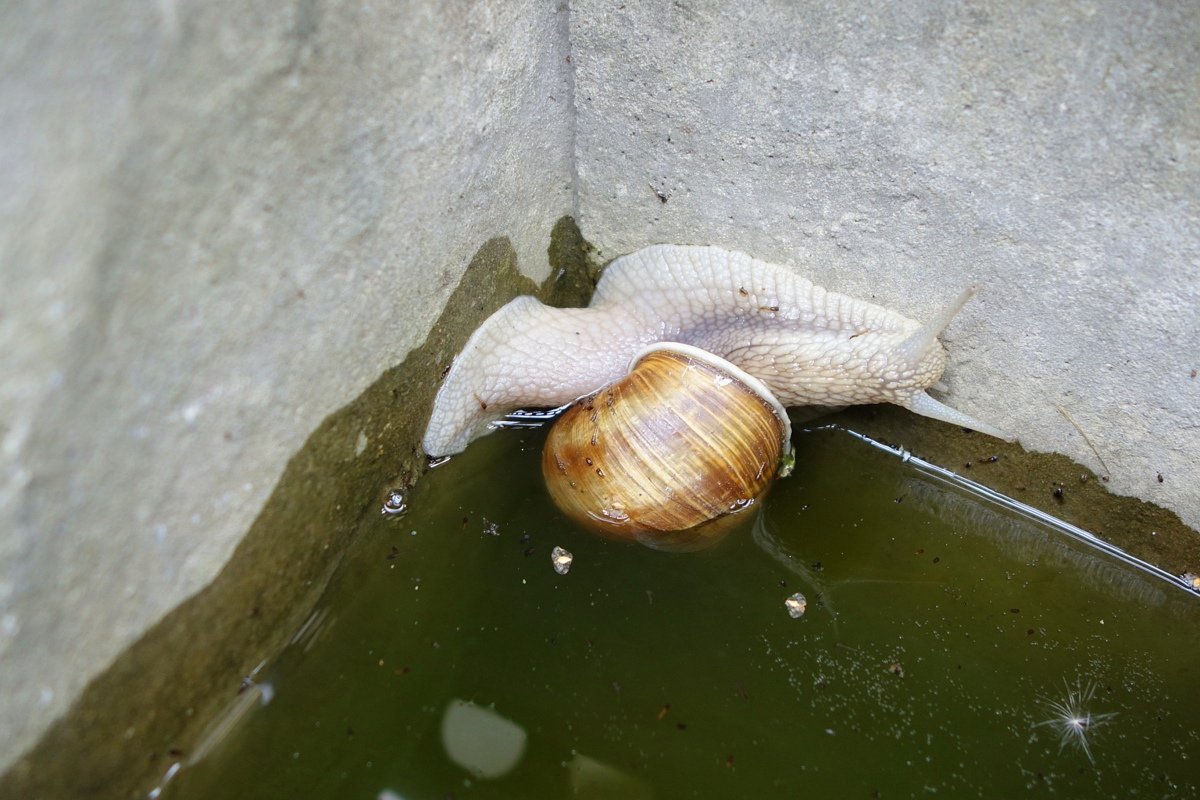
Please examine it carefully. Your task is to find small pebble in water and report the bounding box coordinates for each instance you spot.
[784,592,807,618]
[551,546,574,575]
[381,490,407,516]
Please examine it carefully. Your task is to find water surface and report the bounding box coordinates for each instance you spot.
[159,424,1200,798]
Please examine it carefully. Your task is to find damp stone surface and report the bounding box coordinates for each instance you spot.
[0,0,575,784]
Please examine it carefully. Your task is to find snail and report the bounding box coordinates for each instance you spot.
[422,244,1012,458]
[541,342,792,552]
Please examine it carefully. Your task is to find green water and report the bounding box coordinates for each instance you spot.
[159,425,1200,799]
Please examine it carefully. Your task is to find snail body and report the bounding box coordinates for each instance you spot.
[422,244,1012,458]
[542,343,791,552]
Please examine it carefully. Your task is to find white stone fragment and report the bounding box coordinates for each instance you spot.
[785,592,807,618]
[551,546,574,575]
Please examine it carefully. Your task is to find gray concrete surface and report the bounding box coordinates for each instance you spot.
[0,0,573,772]
[3,0,1199,784]
[573,0,1200,530]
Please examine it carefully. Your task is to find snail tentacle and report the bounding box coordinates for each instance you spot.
[896,285,978,367]
[905,391,1016,442]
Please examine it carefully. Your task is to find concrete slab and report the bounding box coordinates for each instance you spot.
[3,0,1198,788]
[572,0,1200,529]
[0,0,573,773]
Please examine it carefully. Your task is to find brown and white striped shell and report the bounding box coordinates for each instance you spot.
[541,343,792,551]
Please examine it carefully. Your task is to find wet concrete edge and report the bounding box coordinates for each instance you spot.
[820,405,1200,580]
[0,217,597,800]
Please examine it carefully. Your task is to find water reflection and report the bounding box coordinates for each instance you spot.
[901,473,1172,609]
[827,425,1198,600]
[439,700,527,780]
[567,753,652,799]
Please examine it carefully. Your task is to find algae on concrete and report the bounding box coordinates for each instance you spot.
[0,0,574,780]
[0,220,597,800]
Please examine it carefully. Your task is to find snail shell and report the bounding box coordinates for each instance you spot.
[541,342,792,552]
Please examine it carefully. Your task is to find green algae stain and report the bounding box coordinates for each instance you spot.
[0,218,597,800]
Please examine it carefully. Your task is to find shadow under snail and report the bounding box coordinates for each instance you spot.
[422,244,1012,550]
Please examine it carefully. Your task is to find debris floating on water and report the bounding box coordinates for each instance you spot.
[381,489,407,516]
[784,592,807,618]
[551,546,574,575]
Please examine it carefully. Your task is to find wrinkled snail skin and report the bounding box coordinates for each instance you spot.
[422,244,1013,457]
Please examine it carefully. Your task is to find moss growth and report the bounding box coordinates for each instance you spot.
[0,218,596,800]
[544,214,602,303]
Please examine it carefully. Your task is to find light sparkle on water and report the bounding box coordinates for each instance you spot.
[1033,680,1117,764]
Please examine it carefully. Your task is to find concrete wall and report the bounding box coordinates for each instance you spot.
[3,0,1198,788]
[0,0,574,773]
[573,0,1200,530]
